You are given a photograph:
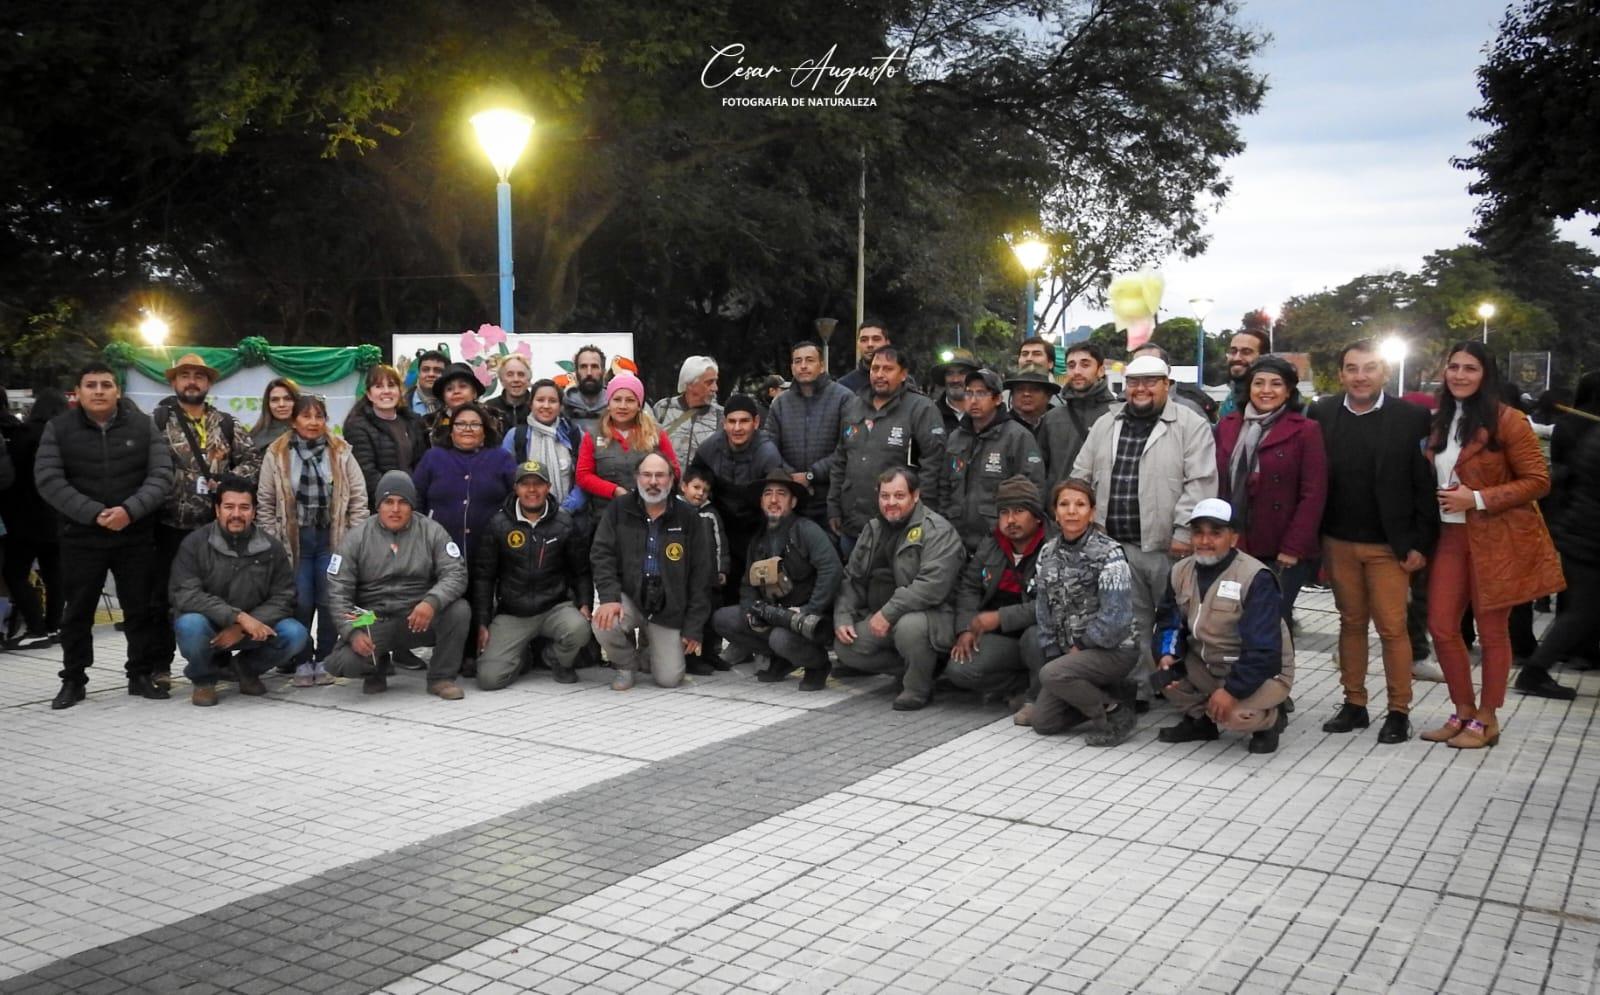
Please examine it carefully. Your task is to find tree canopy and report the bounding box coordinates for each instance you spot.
[0,0,1266,386]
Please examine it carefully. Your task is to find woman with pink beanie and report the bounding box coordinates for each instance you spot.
[575,372,681,514]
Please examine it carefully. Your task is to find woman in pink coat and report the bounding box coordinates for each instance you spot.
[1214,356,1328,627]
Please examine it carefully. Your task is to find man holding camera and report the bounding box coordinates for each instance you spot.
[712,470,842,691]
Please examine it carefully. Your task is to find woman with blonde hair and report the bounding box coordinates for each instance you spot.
[250,377,301,450]
[575,372,680,516]
[258,395,370,685]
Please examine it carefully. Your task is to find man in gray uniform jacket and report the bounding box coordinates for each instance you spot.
[323,470,471,699]
[943,369,1046,552]
[834,467,967,710]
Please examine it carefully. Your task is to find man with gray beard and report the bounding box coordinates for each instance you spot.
[591,452,712,690]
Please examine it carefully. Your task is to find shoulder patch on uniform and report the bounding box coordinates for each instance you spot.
[326,554,342,575]
[906,526,923,544]
[446,541,462,558]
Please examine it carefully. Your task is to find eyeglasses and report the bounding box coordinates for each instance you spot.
[965,389,996,398]
[453,422,484,431]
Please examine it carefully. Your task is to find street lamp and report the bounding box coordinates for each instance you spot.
[471,108,535,333]
[138,314,170,348]
[1190,297,1214,386]
[1263,305,1278,352]
[1380,335,1408,394]
[814,318,838,373]
[1477,301,1496,344]
[1012,239,1048,341]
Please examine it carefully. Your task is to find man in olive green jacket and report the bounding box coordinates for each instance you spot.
[834,467,967,710]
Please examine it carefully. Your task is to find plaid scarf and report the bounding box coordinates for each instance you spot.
[1105,410,1157,543]
[291,435,332,529]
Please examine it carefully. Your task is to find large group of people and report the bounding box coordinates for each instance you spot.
[0,318,1589,758]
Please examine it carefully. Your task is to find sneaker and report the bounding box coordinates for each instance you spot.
[427,680,464,700]
[1084,704,1137,747]
[798,669,827,692]
[1157,714,1219,743]
[612,669,636,691]
[312,664,336,686]
[292,662,315,688]
[1412,659,1446,683]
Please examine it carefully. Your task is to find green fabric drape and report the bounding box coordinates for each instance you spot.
[104,339,385,391]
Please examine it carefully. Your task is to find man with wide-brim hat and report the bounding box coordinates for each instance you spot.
[930,348,980,432]
[1003,364,1061,438]
[149,350,261,688]
[713,468,843,691]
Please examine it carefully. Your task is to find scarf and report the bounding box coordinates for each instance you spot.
[1228,403,1287,531]
[291,435,331,529]
[524,418,574,505]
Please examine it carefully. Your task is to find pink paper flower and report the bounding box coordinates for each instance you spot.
[478,324,507,348]
[459,332,483,360]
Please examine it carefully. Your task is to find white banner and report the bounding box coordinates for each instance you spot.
[391,330,637,397]
[125,366,365,438]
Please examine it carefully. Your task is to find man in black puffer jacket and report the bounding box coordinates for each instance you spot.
[472,460,593,689]
[35,363,175,709]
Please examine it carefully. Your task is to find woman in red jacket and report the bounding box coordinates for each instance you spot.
[576,372,681,517]
[1422,341,1565,749]
[1214,356,1327,628]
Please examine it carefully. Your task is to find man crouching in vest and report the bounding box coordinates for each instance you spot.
[1150,498,1295,754]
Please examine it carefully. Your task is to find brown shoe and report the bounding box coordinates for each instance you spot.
[1446,718,1499,749]
[363,672,388,695]
[1420,712,1470,743]
[428,680,464,700]
[191,685,218,707]
[232,660,267,696]
[1013,703,1035,727]
[152,670,173,688]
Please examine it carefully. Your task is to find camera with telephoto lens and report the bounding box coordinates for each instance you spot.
[748,600,828,643]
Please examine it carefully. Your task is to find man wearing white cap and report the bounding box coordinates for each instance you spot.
[1150,498,1293,753]
[1070,354,1217,699]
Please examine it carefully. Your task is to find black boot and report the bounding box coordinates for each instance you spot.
[1514,666,1577,700]
[798,668,828,692]
[757,659,792,683]
[1157,714,1219,743]
[1321,703,1369,733]
[52,681,86,710]
[1249,706,1288,754]
[127,674,171,700]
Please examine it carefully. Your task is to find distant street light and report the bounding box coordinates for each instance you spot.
[1380,335,1408,394]
[1263,305,1278,352]
[471,108,535,333]
[1190,297,1215,386]
[139,315,170,347]
[1012,239,1048,341]
[1477,301,1496,344]
[814,317,839,373]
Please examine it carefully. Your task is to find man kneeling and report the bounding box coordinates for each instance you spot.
[833,468,966,710]
[713,470,842,691]
[473,460,593,689]
[169,476,307,706]
[323,471,471,699]
[1153,499,1294,753]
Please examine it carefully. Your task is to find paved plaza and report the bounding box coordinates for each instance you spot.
[1,590,1597,994]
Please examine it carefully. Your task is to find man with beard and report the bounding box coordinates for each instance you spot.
[1003,365,1059,438]
[1151,499,1294,754]
[407,350,448,417]
[767,340,852,524]
[838,318,890,395]
[712,470,842,691]
[829,346,947,558]
[652,356,723,464]
[168,476,306,706]
[1040,342,1117,488]
[833,468,967,710]
[591,453,712,690]
[149,354,261,686]
[1130,344,1217,423]
[38,363,175,709]
[943,369,1045,552]
[930,348,978,433]
[944,476,1048,705]
[1071,355,1218,702]
[689,395,790,600]
[322,471,471,700]
[1217,329,1271,418]
[473,460,592,689]
[562,345,609,437]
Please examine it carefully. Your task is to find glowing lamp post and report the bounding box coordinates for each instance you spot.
[471,109,535,333]
[1190,297,1214,386]
[1012,239,1048,341]
[1380,335,1408,394]
[1477,301,1496,344]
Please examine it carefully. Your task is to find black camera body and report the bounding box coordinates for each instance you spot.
[748,600,828,643]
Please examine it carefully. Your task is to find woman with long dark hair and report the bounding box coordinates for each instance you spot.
[250,377,301,451]
[503,377,586,520]
[1422,341,1566,749]
[0,388,69,644]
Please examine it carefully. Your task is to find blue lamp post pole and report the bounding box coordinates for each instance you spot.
[471,109,535,333]
[1190,297,1214,386]
[1011,239,1048,344]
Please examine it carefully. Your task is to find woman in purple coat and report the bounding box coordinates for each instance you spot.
[1214,356,1328,627]
[412,401,517,673]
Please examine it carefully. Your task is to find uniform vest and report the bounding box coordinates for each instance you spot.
[1170,550,1295,683]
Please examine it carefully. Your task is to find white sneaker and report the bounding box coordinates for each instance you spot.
[1412,660,1446,683]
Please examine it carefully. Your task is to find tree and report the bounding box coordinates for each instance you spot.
[1456,0,1600,242]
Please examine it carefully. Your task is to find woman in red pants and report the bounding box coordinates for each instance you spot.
[1422,341,1564,749]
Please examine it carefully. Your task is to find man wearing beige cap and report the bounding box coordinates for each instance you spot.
[149,353,260,685]
[1070,353,1217,701]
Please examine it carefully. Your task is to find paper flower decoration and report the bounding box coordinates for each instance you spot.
[1109,271,1164,331]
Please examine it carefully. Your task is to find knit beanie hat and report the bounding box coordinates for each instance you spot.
[605,372,645,405]
[994,475,1045,521]
[677,356,718,392]
[724,393,761,418]
[375,470,419,507]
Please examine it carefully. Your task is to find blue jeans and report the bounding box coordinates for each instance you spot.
[174,613,309,685]
[294,525,334,664]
